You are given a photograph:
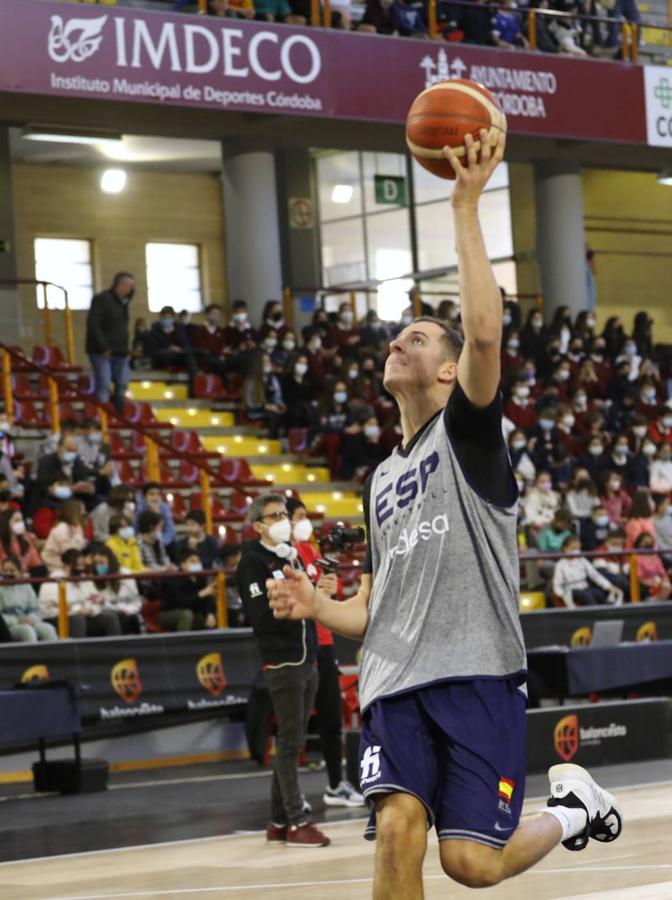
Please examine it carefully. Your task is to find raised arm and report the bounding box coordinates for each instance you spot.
[267,567,371,641]
[443,130,506,407]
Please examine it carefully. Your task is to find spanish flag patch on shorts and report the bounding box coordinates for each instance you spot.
[498,778,515,802]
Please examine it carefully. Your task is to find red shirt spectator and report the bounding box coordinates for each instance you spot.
[504,384,539,430]
[648,411,672,446]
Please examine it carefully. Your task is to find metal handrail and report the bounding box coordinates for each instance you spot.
[0,342,257,534]
[0,278,75,366]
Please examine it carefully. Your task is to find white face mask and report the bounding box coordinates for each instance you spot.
[267,518,292,544]
[364,424,381,439]
[334,391,348,405]
[186,562,202,573]
[514,386,530,399]
[283,340,296,352]
[293,518,313,542]
[264,340,277,352]
[643,444,657,457]
[233,312,247,324]
[633,426,647,438]
[563,414,575,428]
[119,526,135,541]
[348,369,359,380]
[11,520,26,536]
[511,440,526,451]
[507,340,519,351]
[311,337,322,351]
[294,363,308,376]
[341,311,354,325]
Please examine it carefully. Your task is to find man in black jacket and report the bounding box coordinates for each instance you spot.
[236,492,329,849]
[85,272,135,414]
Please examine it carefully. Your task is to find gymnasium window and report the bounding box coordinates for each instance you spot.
[145,242,203,314]
[33,238,94,310]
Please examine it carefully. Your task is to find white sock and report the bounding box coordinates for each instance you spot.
[544,805,588,841]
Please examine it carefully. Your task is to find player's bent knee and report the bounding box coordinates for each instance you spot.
[376,794,427,852]
[439,840,504,889]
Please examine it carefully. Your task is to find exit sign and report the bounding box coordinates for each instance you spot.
[374,175,406,206]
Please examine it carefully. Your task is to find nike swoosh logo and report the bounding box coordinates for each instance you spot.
[494,823,515,832]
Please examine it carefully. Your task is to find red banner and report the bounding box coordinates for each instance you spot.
[0,0,647,143]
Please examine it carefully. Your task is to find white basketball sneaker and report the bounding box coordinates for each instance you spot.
[547,764,623,851]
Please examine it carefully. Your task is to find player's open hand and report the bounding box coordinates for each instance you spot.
[266,566,319,621]
[443,128,506,208]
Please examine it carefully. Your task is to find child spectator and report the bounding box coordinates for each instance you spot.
[580,504,612,552]
[32,477,75,540]
[633,532,671,600]
[566,468,599,525]
[41,500,89,572]
[224,299,257,351]
[491,0,529,49]
[624,490,655,548]
[593,529,630,599]
[0,555,57,642]
[650,443,672,495]
[147,306,198,397]
[507,430,536,485]
[0,509,43,574]
[176,510,220,570]
[339,410,386,481]
[552,534,623,607]
[536,511,573,554]
[158,549,217,632]
[523,471,559,530]
[599,470,632,526]
[106,514,143,573]
[137,510,172,570]
[653,496,672,554]
[504,377,539,430]
[39,548,122,637]
[90,485,135,542]
[243,352,286,438]
[282,354,318,429]
[136,482,176,551]
[221,543,245,626]
[91,544,143,634]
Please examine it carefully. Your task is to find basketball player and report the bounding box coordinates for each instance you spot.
[267,130,622,895]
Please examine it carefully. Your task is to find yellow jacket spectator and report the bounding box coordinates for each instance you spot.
[106,514,143,574]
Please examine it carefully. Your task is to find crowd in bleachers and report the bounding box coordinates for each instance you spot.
[1,291,672,644]
[200,0,641,57]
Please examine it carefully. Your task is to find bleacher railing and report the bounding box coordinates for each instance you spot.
[0,342,257,537]
[0,279,76,367]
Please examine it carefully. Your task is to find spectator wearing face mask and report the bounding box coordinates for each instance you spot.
[0,474,20,519]
[628,416,651,454]
[41,500,89,572]
[566,469,600,524]
[330,302,361,357]
[580,504,613,551]
[90,485,136,543]
[176,510,220,570]
[243,352,286,439]
[633,532,671,600]
[653,496,672,554]
[38,548,122,637]
[282,354,318,429]
[35,435,95,511]
[285,497,364,810]
[650,443,672,495]
[599,470,632,527]
[148,306,198,397]
[259,300,288,341]
[159,549,217,632]
[302,309,333,348]
[593,529,630,599]
[536,511,573,554]
[339,411,386,482]
[648,408,672,447]
[32,478,75,540]
[635,381,660,421]
[0,555,57,643]
[629,437,657,490]
[553,404,580,457]
[578,436,609,481]
[569,386,594,436]
[507,430,536,485]
[359,310,389,352]
[523,471,559,530]
[552,534,623,608]
[86,272,135,415]
[192,304,232,381]
[0,509,43,574]
[312,381,353,476]
[137,510,171,571]
[624,490,655,549]
[519,309,547,360]
[90,544,143,635]
[272,329,299,372]
[528,406,560,472]
[503,377,538,430]
[106,514,143,573]
[224,300,257,351]
[501,331,523,375]
[587,338,611,394]
[566,337,586,379]
[136,483,176,552]
[606,436,632,485]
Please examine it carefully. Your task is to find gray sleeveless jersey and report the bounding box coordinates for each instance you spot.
[359,412,526,712]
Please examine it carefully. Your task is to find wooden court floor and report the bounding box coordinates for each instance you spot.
[1,784,670,900]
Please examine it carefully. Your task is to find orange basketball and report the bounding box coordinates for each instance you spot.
[406,79,507,180]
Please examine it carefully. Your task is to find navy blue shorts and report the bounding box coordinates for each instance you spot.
[359,678,527,850]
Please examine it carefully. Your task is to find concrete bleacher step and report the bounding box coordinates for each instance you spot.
[153,408,235,429]
[201,435,282,457]
[128,381,188,402]
[250,464,331,485]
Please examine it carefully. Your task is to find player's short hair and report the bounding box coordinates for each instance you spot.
[412,316,464,362]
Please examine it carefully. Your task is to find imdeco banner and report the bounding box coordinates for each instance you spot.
[0,0,648,143]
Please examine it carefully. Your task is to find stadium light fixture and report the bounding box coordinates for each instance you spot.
[331,184,354,204]
[23,126,122,146]
[656,171,672,186]
[100,169,127,194]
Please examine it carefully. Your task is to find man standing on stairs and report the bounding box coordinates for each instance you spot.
[86,272,135,415]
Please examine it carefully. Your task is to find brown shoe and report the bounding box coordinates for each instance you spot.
[286,822,331,848]
[266,822,288,843]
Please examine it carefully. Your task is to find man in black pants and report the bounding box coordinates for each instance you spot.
[147,305,198,397]
[236,493,330,848]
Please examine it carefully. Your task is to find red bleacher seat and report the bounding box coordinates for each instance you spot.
[11,374,40,400]
[230,489,252,516]
[164,490,187,519]
[241,523,256,541]
[194,373,229,402]
[115,459,139,485]
[32,345,81,372]
[169,429,218,459]
[13,400,50,429]
[288,428,308,454]
[189,490,228,521]
[109,432,141,459]
[77,372,95,397]
[219,458,267,487]
[38,373,79,400]
[57,401,81,423]
[179,460,201,484]
[7,347,30,371]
